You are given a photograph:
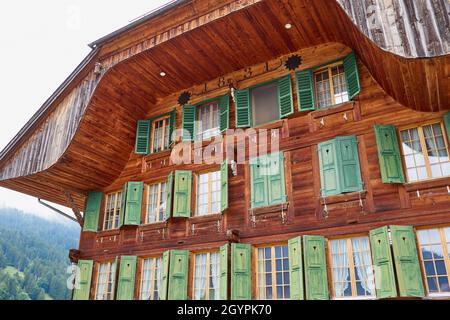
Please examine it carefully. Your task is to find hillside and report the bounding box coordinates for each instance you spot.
[0,208,80,300]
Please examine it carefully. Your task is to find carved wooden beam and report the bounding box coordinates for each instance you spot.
[64,190,84,227]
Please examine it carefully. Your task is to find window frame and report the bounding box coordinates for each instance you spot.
[103,190,122,231]
[150,114,171,154]
[250,79,281,128]
[194,170,221,217]
[398,121,450,183]
[93,260,117,300]
[313,61,349,109]
[138,255,163,300]
[144,181,167,224]
[195,99,220,141]
[191,250,221,300]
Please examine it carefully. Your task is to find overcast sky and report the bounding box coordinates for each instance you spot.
[0,0,169,220]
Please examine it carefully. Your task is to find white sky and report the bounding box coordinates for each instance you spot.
[0,0,170,220]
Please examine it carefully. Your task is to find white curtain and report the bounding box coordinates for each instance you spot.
[258,249,266,299]
[352,237,375,296]
[140,259,151,300]
[194,254,207,300]
[210,253,220,300]
[96,264,107,300]
[331,240,350,298]
[155,258,162,300]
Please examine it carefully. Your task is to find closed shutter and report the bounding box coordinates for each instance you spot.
[288,236,304,300]
[303,236,329,300]
[235,89,251,128]
[219,94,230,133]
[343,52,361,100]
[369,226,397,298]
[296,69,315,111]
[165,172,174,221]
[168,250,189,300]
[83,192,102,232]
[135,120,151,154]
[318,140,340,196]
[250,156,268,208]
[336,136,363,193]
[231,243,251,299]
[73,260,93,300]
[169,109,176,146]
[374,125,405,183]
[267,152,287,205]
[173,171,192,218]
[182,105,196,141]
[116,256,137,300]
[123,182,144,226]
[160,251,170,300]
[220,160,229,212]
[278,75,294,118]
[390,225,425,297]
[219,244,229,300]
[443,112,450,144]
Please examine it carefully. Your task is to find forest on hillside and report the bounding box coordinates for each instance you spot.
[0,208,79,300]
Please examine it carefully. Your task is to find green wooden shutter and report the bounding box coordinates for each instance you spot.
[123,182,144,226]
[278,75,294,118]
[173,171,192,218]
[219,244,229,300]
[235,89,251,128]
[83,192,102,232]
[169,109,176,146]
[165,172,174,221]
[135,120,151,155]
[168,250,189,300]
[390,225,425,297]
[267,152,287,205]
[336,136,363,193]
[231,243,251,300]
[343,52,361,100]
[369,226,397,298]
[118,183,128,228]
[73,260,93,300]
[288,236,304,300]
[318,140,340,196]
[296,69,315,111]
[219,94,230,133]
[116,256,137,300]
[160,251,170,300]
[374,125,405,184]
[443,112,450,144]
[303,236,329,300]
[250,156,268,208]
[221,160,229,212]
[182,105,196,141]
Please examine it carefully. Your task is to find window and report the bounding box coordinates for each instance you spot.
[196,101,220,140]
[256,245,290,300]
[329,237,375,299]
[252,82,280,126]
[139,257,163,300]
[94,261,117,300]
[103,191,122,230]
[314,63,349,109]
[146,182,167,224]
[196,171,221,216]
[151,116,171,153]
[417,227,450,295]
[400,122,450,182]
[193,252,221,300]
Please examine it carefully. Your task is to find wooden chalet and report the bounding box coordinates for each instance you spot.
[0,0,449,300]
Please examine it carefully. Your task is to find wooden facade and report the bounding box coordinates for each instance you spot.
[0,0,449,300]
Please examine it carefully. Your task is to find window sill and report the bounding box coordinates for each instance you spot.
[311,101,355,119]
[96,229,121,237]
[332,296,376,301]
[138,222,167,231]
[320,190,366,205]
[252,119,285,130]
[424,293,450,300]
[189,213,223,223]
[144,149,172,160]
[403,177,450,192]
[249,202,289,216]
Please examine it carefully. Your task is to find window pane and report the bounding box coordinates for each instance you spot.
[196,102,220,140]
[252,83,279,126]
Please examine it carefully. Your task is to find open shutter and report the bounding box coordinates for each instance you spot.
[278,75,294,118]
[83,192,102,232]
[231,243,251,300]
[250,156,268,208]
[135,120,151,155]
[118,183,128,228]
[336,136,363,193]
[169,109,176,146]
[390,225,425,297]
[235,88,251,128]
[182,105,196,141]
[303,236,329,300]
[221,160,229,212]
[219,244,229,300]
[288,236,304,300]
[160,251,170,300]
[296,69,315,111]
[318,140,340,196]
[369,226,397,298]
[343,52,361,100]
[123,182,144,226]
[267,152,287,205]
[116,256,137,300]
[443,112,450,144]
[168,250,189,300]
[219,94,230,133]
[173,171,192,218]
[374,125,405,183]
[73,260,93,300]
[165,172,174,221]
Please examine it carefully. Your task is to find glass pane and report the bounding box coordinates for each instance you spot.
[252,83,279,126]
